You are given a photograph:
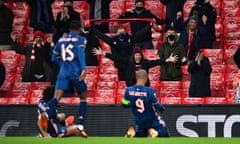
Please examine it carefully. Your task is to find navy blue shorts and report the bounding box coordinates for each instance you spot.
[55,78,87,94]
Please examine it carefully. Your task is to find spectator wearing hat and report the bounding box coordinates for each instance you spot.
[11,31,54,82]
[119,0,165,49]
[53,0,80,43]
[93,46,177,86]
[158,27,187,81]
[0,0,14,48]
[179,15,208,61]
[188,0,216,49]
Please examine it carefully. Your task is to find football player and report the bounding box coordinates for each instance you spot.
[122,70,169,138]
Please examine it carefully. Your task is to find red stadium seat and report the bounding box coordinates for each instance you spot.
[12,82,31,90]
[222,8,240,18]
[181,81,190,89]
[159,81,182,90]
[94,89,116,104]
[205,97,227,104]
[160,97,182,104]
[181,65,189,75]
[0,98,9,104]
[211,65,225,74]
[182,97,205,104]
[97,81,116,89]
[159,89,182,97]
[181,89,189,98]
[31,82,51,90]
[0,82,13,92]
[224,48,239,64]
[8,97,29,104]
[116,88,125,104]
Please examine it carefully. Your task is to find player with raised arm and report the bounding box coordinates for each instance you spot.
[50,20,88,137]
[122,70,169,138]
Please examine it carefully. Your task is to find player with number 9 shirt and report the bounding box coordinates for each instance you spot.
[51,20,88,137]
[122,70,169,138]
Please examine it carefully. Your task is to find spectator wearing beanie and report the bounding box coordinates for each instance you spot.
[11,31,54,82]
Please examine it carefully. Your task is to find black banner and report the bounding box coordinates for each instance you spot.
[0,104,240,137]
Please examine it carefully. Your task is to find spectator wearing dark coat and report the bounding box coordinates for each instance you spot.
[234,47,240,69]
[188,51,212,97]
[93,46,177,86]
[188,0,216,48]
[0,62,5,87]
[158,28,187,81]
[11,31,54,82]
[53,0,80,43]
[179,16,208,61]
[0,0,14,46]
[159,0,186,32]
[26,0,54,33]
[119,0,165,49]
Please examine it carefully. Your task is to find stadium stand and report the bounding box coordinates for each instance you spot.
[0,0,239,105]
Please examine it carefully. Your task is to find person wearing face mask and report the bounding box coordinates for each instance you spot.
[53,0,80,43]
[158,27,187,81]
[11,31,54,82]
[0,0,13,49]
[93,46,177,86]
[119,0,165,49]
[188,0,216,49]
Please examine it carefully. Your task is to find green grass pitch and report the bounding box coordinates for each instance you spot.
[0,137,240,144]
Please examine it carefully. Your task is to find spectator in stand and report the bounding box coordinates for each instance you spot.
[11,31,54,82]
[79,0,112,33]
[188,0,216,48]
[26,0,54,33]
[93,46,177,86]
[0,0,14,49]
[188,50,212,97]
[234,0,240,69]
[159,0,186,33]
[179,16,208,61]
[234,47,240,69]
[119,0,165,49]
[0,62,5,87]
[92,23,155,81]
[53,0,80,43]
[158,27,187,81]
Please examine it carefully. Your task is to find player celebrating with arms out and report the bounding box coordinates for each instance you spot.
[50,20,88,137]
[122,70,169,138]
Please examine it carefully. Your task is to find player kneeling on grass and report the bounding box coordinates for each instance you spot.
[122,70,169,138]
[37,86,87,138]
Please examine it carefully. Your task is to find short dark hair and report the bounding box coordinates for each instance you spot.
[42,86,55,102]
[69,20,82,31]
[135,0,145,5]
